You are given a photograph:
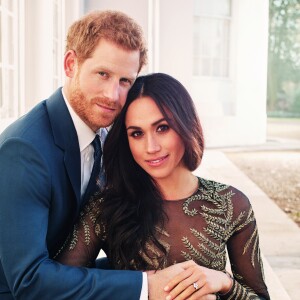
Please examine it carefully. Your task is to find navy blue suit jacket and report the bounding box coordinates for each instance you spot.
[0,88,142,299]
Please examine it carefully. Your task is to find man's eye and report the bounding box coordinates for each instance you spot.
[157,124,169,132]
[99,72,108,77]
[120,78,132,86]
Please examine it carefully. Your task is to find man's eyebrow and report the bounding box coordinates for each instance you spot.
[94,66,137,81]
[122,75,137,81]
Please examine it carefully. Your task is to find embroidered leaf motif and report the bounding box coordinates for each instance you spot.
[181,178,260,276]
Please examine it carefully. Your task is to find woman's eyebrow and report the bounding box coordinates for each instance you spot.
[126,118,166,131]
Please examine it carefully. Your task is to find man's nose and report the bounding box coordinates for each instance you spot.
[103,80,119,102]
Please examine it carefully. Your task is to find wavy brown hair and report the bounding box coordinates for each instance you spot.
[66,10,147,71]
[99,73,204,270]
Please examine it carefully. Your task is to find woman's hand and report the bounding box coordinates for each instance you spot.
[164,263,233,300]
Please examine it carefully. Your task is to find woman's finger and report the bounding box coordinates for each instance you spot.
[166,272,205,300]
[173,281,205,300]
[164,268,194,292]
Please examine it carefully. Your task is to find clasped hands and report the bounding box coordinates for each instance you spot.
[147,260,233,300]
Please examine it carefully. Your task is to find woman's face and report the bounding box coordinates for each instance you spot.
[125,96,186,182]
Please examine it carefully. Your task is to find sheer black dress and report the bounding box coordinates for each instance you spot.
[55,177,270,300]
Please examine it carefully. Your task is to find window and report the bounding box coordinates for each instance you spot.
[53,0,64,90]
[0,0,19,119]
[193,0,231,78]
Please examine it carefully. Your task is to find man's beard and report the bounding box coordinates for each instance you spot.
[68,86,91,121]
[68,84,122,130]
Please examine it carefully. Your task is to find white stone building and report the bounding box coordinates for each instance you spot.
[0,0,269,147]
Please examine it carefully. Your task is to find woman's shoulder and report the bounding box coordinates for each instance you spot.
[197,177,255,229]
[198,177,251,209]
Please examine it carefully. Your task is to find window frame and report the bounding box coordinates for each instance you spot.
[0,0,19,121]
[193,0,232,79]
[53,0,64,90]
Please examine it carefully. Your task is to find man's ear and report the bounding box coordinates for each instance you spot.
[64,50,77,78]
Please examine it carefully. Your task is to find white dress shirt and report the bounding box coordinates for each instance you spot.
[62,89,106,197]
[62,88,148,299]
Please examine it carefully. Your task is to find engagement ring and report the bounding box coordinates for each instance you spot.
[193,282,199,290]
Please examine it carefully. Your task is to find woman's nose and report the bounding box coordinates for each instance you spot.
[146,135,161,153]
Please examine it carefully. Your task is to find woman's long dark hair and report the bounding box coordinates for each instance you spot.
[98,73,204,270]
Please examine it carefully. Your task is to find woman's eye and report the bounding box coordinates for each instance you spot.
[130,131,143,138]
[157,124,169,132]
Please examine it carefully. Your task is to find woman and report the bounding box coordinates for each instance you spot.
[56,73,270,300]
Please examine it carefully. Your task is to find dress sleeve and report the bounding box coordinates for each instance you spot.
[54,197,106,267]
[220,188,270,300]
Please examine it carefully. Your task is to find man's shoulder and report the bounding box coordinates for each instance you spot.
[0,88,64,142]
[1,102,45,138]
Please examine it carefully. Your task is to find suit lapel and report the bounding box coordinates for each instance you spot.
[46,88,81,204]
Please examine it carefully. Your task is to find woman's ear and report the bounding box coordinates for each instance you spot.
[64,50,77,78]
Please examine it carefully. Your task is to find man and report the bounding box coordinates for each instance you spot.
[0,10,192,300]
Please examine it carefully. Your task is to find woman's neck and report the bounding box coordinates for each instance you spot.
[156,171,199,201]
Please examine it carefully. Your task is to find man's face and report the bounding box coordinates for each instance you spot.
[68,39,140,132]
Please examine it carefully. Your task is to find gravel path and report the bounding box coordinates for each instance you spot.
[224,118,300,227]
[226,150,300,226]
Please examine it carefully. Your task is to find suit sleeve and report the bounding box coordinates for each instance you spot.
[0,138,142,300]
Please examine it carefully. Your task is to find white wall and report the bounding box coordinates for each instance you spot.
[18,0,269,148]
[234,0,269,145]
[85,0,269,147]
[161,0,268,147]
[24,0,54,109]
[157,0,194,90]
[21,0,80,113]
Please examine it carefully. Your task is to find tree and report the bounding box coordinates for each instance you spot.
[268,0,300,115]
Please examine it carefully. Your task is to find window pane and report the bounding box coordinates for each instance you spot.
[53,0,63,89]
[0,0,19,119]
[222,21,230,59]
[2,0,12,11]
[212,58,220,76]
[194,0,231,17]
[0,11,2,63]
[193,0,231,77]
[53,3,59,38]
[201,58,211,76]
[221,59,229,77]
[0,70,2,109]
[8,69,14,116]
[8,15,14,65]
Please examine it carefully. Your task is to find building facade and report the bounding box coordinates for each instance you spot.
[0,0,269,147]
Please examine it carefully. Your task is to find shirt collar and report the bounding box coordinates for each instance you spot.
[62,87,100,152]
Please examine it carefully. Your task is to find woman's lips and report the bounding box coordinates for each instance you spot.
[146,155,168,166]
